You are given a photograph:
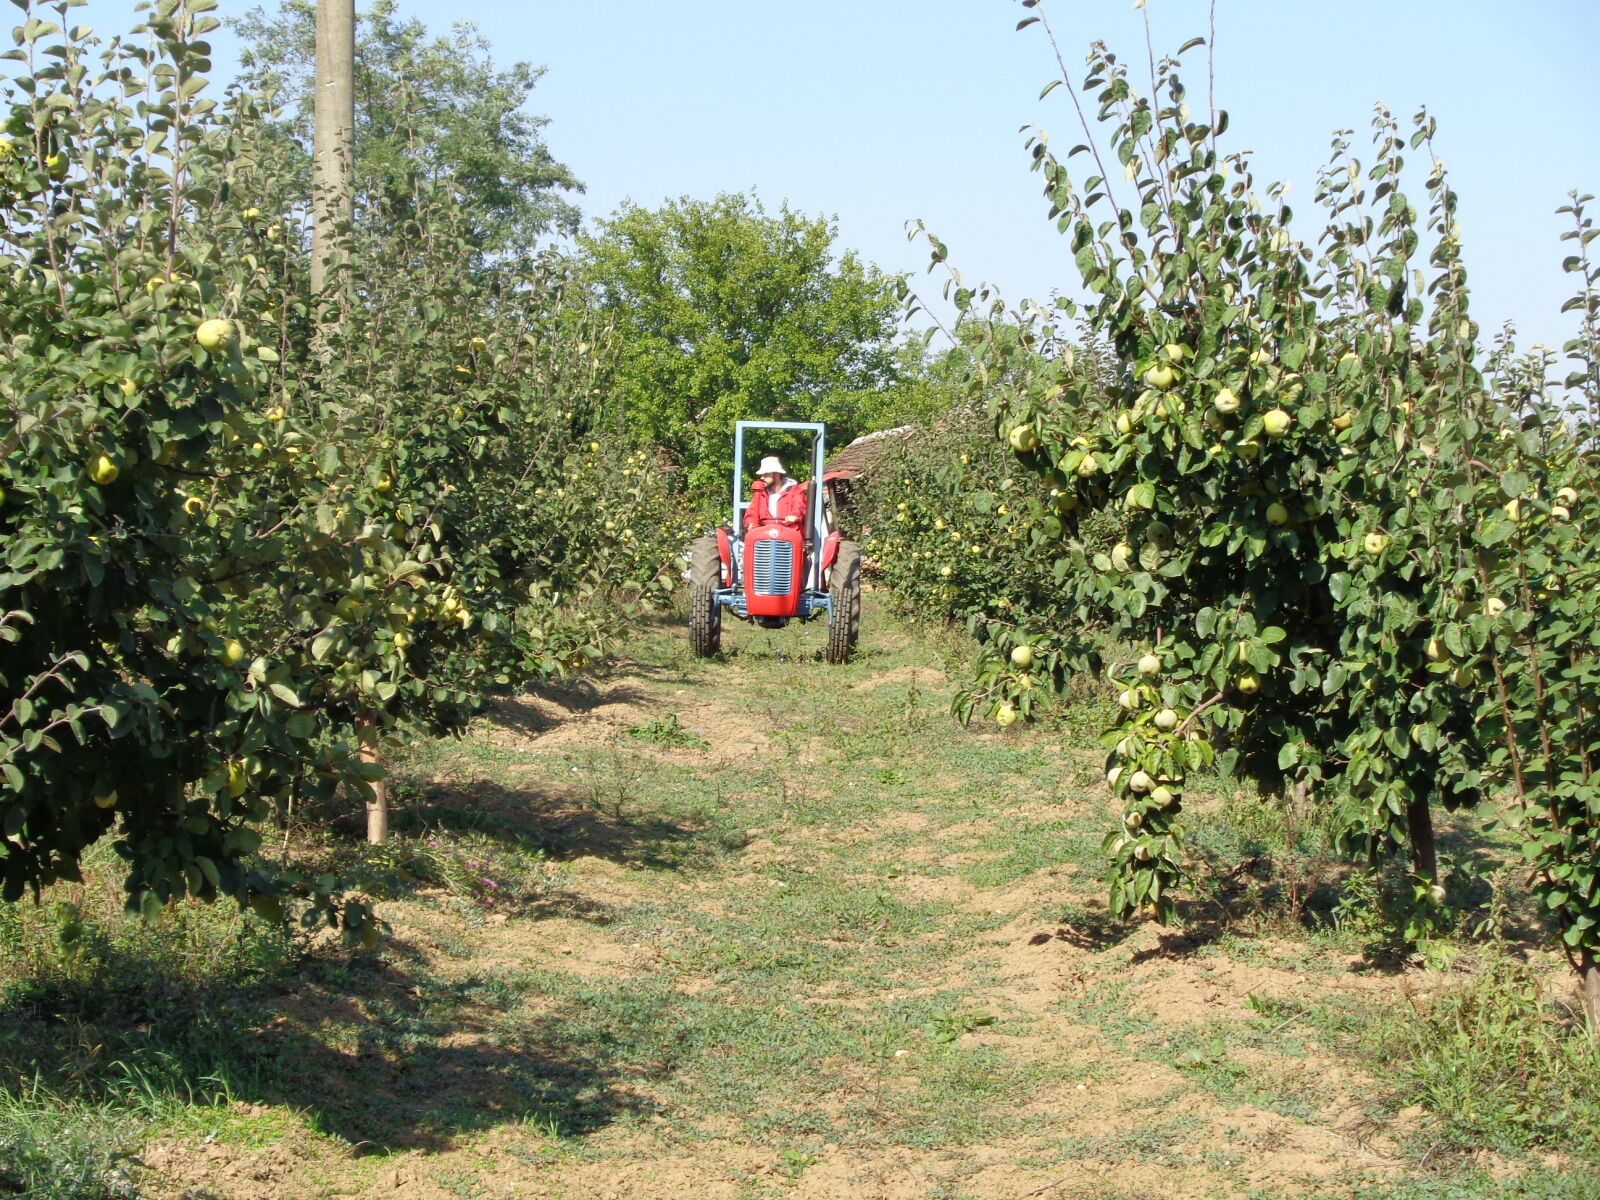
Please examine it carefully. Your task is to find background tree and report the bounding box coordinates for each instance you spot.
[580,192,908,493]
[235,0,581,257]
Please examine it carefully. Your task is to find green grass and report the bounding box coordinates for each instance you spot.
[1304,952,1600,1163]
[1293,1168,1600,1200]
[0,1092,142,1199]
[1153,1019,1328,1120]
[960,818,1105,888]
[1,596,1597,1198]
[1051,1112,1214,1168]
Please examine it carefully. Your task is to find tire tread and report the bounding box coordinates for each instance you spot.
[689,535,722,658]
[826,540,861,665]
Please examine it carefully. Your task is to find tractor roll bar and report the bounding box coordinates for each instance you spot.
[732,420,828,594]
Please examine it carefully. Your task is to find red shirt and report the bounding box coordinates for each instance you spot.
[744,478,808,531]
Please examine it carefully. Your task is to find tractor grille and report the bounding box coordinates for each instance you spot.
[751,537,795,596]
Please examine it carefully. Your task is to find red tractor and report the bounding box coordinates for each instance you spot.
[688,420,861,663]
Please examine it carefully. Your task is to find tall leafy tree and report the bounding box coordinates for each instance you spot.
[0,0,678,918]
[580,193,907,490]
[234,0,581,255]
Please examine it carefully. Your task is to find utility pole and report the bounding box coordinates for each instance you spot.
[311,0,354,297]
[312,0,386,844]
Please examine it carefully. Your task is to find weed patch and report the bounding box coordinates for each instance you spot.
[0,1081,148,1200]
[1373,957,1599,1160]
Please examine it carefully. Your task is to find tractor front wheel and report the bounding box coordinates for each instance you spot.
[688,535,722,658]
[825,540,861,665]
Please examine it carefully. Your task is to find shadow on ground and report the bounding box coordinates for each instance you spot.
[404,776,733,868]
[490,679,651,736]
[0,941,667,1155]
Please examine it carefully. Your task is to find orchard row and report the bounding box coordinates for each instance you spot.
[0,2,687,930]
[875,13,1600,1017]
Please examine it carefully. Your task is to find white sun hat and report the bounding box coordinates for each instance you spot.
[755,455,786,477]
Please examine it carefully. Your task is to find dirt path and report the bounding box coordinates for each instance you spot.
[134,600,1512,1200]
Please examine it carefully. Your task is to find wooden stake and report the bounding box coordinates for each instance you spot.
[358,716,387,844]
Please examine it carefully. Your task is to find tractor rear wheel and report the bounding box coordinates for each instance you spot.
[688,535,722,658]
[825,540,861,665]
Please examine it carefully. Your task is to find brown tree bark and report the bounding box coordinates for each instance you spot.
[1406,795,1436,882]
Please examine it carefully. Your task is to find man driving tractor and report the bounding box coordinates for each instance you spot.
[743,454,808,531]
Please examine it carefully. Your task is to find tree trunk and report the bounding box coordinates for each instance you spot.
[1287,779,1312,843]
[1406,795,1436,881]
[311,0,354,297]
[358,716,387,845]
[1581,953,1600,1039]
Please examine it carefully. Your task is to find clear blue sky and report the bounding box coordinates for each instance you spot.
[67,0,1600,358]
